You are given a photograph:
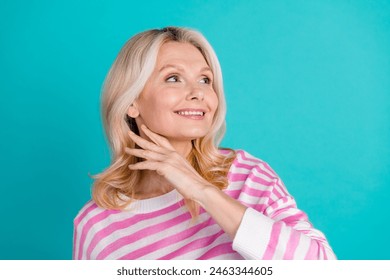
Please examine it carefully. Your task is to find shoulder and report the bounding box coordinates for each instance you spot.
[225,149,291,212]
[73,200,118,228]
[228,149,279,180]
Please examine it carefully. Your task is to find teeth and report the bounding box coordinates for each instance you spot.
[176,111,204,116]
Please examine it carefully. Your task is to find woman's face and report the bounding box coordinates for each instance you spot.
[130,41,218,147]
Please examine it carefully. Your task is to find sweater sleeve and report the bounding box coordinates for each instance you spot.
[232,203,336,259]
[229,151,336,260]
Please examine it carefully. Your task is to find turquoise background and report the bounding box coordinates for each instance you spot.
[1,0,389,259]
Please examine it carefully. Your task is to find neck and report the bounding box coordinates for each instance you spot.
[137,128,193,158]
[132,133,194,199]
[134,170,174,199]
[167,139,193,158]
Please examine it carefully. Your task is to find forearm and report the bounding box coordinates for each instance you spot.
[194,185,247,239]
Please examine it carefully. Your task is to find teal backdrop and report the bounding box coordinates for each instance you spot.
[1,0,389,260]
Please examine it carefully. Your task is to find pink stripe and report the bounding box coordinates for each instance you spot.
[86,202,181,258]
[228,165,277,184]
[98,211,192,259]
[268,196,291,212]
[280,212,308,225]
[231,161,257,170]
[233,160,277,181]
[275,179,289,197]
[225,187,271,207]
[237,150,262,164]
[322,246,328,260]
[267,197,276,208]
[283,229,301,259]
[260,161,278,178]
[244,203,268,213]
[304,239,319,260]
[229,173,276,191]
[197,243,236,259]
[228,173,249,182]
[270,203,298,219]
[241,184,273,197]
[247,172,275,187]
[262,222,283,259]
[158,230,225,259]
[271,185,283,199]
[77,209,119,259]
[118,217,213,259]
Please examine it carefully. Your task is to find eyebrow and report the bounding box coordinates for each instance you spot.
[158,64,212,74]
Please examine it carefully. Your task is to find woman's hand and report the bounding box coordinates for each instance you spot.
[125,124,213,202]
[125,124,247,238]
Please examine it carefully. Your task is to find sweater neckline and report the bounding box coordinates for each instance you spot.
[120,149,239,214]
[123,189,183,213]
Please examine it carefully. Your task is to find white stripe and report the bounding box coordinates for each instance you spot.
[292,234,311,259]
[229,166,252,176]
[251,167,278,182]
[232,208,274,259]
[272,224,290,259]
[237,191,269,206]
[226,180,247,190]
[242,176,274,191]
[271,207,301,222]
[235,152,259,166]
[178,232,232,259]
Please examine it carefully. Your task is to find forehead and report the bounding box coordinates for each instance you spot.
[156,42,209,68]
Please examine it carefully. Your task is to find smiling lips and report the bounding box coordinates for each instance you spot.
[174,109,206,120]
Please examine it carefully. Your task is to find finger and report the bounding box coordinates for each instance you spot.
[124,147,166,161]
[140,125,175,150]
[128,130,165,153]
[128,161,165,175]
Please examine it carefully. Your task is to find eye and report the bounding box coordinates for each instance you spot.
[166,75,180,82]
[200,77,211,84]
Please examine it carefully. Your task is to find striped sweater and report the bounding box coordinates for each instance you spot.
[73,150,336,260]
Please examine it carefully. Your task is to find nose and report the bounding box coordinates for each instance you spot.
[186,83,204,101]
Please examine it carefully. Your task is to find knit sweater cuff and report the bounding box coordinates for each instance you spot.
[232,207,274,259]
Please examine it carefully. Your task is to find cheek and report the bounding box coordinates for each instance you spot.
[209,92,219,114]
[137,91,178,123]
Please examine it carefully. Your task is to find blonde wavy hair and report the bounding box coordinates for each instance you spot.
[92,27,236,215]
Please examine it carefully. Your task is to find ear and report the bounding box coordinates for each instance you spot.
[127,103,140,118]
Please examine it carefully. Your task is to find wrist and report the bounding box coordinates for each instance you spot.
[192,183,218,208]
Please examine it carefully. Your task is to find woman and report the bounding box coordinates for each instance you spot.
[73,27,336,260]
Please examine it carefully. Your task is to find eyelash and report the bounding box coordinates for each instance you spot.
[166,75,180,82]
[200,77,211,84]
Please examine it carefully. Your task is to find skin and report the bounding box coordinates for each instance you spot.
[125,42,247,239]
